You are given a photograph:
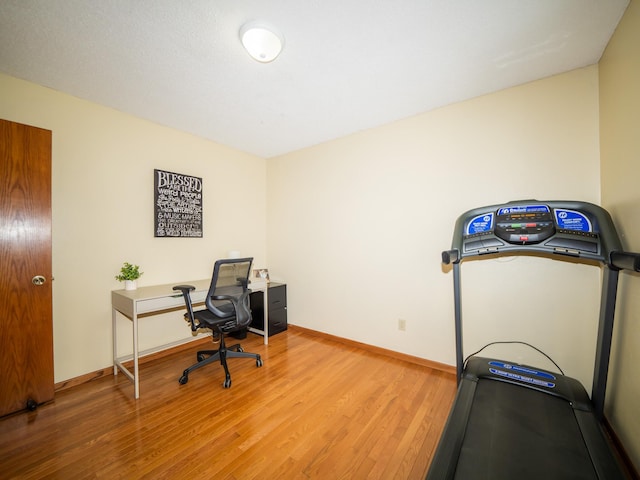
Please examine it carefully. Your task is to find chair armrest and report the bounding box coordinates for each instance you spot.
[173,285,196,292]
[173,285,198,331]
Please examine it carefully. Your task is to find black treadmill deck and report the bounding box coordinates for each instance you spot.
[454,357,601,480]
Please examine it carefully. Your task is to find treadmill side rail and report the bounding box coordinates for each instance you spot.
[574,409,628,479]
[426,376,477,480]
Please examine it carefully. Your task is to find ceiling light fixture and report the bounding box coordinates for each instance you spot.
[239,21,284,63]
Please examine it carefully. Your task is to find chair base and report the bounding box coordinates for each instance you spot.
[178,334,262,388]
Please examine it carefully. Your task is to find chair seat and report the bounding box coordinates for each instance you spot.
[192,307,237,333]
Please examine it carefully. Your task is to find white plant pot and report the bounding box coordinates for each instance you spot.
[124,280,137,291]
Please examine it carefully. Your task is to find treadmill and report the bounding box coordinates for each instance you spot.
[427,200,640,480]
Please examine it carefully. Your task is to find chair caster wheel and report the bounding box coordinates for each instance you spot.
[179,374,189,385]
[197,353,206,362]
[256,358,263,367]
[223,378,232,388]
[26,398,38,411]
[237,346,244,353]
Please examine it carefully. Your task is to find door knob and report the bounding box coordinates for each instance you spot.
[32,275,46,286]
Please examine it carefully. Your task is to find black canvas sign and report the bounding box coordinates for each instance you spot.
[154,169,203,237]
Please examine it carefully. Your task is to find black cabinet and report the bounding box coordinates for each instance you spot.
[250,283,287,336]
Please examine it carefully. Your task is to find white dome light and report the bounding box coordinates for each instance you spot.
[240,22,284,63]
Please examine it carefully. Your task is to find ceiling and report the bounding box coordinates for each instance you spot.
[0,0,630,158]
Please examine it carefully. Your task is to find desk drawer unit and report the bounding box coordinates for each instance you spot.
[250,283,287,336]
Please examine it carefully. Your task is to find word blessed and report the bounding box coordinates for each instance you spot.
[156,170,202,192]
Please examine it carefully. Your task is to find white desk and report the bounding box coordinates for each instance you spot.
[112,279,269,399]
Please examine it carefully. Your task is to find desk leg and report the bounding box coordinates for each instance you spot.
[112,307,118,376]
[133,312,140,399]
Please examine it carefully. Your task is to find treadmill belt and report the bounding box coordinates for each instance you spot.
[454,379,596,480]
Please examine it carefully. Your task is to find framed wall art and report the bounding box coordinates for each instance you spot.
[154,169,203,237]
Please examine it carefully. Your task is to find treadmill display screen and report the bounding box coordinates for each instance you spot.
[496,205,550,216]
[494,204,555,244]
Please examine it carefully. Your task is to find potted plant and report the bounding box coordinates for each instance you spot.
[115,262,143,291]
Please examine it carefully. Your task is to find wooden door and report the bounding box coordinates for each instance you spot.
[0,119,53,416]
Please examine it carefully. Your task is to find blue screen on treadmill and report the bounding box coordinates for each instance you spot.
[554,209,593,232]
[466,213,494,235]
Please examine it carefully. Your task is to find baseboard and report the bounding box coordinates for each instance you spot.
[287,324,456,376]
[54,336,212,392]
[54,367,113,392]
[56,326,455,392]
[604,417,640,480]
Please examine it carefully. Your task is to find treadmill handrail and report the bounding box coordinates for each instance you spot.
[610,251,640,272]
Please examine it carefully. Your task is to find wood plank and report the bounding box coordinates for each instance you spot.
[0,327,457,479]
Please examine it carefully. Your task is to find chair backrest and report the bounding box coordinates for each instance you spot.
[205,257,253,328]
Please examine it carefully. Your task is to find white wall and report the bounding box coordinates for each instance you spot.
[599,0,640,470]
[0,64,609,399]
[0,74,267,382]
[268,66,603,390]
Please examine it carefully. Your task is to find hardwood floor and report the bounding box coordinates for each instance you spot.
[0,327,457,479]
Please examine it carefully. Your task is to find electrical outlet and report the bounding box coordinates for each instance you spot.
[398,318,406,331]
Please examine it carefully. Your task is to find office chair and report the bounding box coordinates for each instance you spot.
[173,257,263,388]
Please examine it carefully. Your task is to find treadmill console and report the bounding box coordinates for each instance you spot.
[494,204,555,244]
[458,201,604,261]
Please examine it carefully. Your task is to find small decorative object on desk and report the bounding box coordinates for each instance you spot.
[254,268,270,283]
[115,262,143,291]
